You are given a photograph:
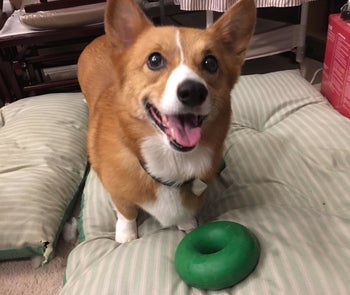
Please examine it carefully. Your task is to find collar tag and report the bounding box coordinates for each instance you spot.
[191,179,208,196]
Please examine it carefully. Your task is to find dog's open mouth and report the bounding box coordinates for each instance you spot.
[145,102,206,152]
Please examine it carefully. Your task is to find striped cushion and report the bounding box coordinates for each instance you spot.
[0,93,88,264]
[174,0,316,11]
[61,70,350,294]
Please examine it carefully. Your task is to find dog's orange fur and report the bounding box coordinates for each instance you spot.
[78,0,256,239]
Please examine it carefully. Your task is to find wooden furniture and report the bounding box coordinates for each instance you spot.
[0,0,182,106]
[0,21,104,105]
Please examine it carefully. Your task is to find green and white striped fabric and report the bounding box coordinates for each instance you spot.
[61,70,350,294]
[0,93,88,264]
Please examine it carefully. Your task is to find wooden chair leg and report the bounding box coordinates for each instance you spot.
[0,71,11,106]
[0,60,23,102]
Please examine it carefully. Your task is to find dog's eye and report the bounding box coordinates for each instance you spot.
[202,55,218,74]
[147,52,165,70]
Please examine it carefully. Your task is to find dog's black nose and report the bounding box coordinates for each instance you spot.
[177,80,208,107]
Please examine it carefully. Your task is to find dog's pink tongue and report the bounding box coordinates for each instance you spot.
[167,115,201,147]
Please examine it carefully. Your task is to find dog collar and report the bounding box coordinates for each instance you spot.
[139,161,207,196]
[139,161,194,187]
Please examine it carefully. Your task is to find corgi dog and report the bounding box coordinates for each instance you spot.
[78,0,256,243]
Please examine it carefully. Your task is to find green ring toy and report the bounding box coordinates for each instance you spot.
[175,221,260,290]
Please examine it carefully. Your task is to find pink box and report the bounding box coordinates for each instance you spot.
[321,14,350,118]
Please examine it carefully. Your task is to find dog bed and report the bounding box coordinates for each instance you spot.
[0,93,88,264]
[61,70,350,294]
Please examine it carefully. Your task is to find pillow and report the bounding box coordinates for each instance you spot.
[0,92,88,264]
[19,3,106,29]
[61,70,350,294]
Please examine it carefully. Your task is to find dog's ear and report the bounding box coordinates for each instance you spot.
[105,0,153,50]
[209,0,256,62]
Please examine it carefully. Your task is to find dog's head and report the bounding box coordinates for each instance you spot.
[104,0,256,153]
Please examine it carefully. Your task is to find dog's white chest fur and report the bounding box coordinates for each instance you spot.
[140,185,194,228]
[139,134,212,227]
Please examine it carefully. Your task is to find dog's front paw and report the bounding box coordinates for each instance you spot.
[115,218,137,243]
[115,230,137,243]
[177,218,197,233]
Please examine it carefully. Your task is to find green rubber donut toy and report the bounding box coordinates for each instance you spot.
[175,221,260,290]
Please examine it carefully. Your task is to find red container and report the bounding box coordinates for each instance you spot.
[321,14,350,118]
